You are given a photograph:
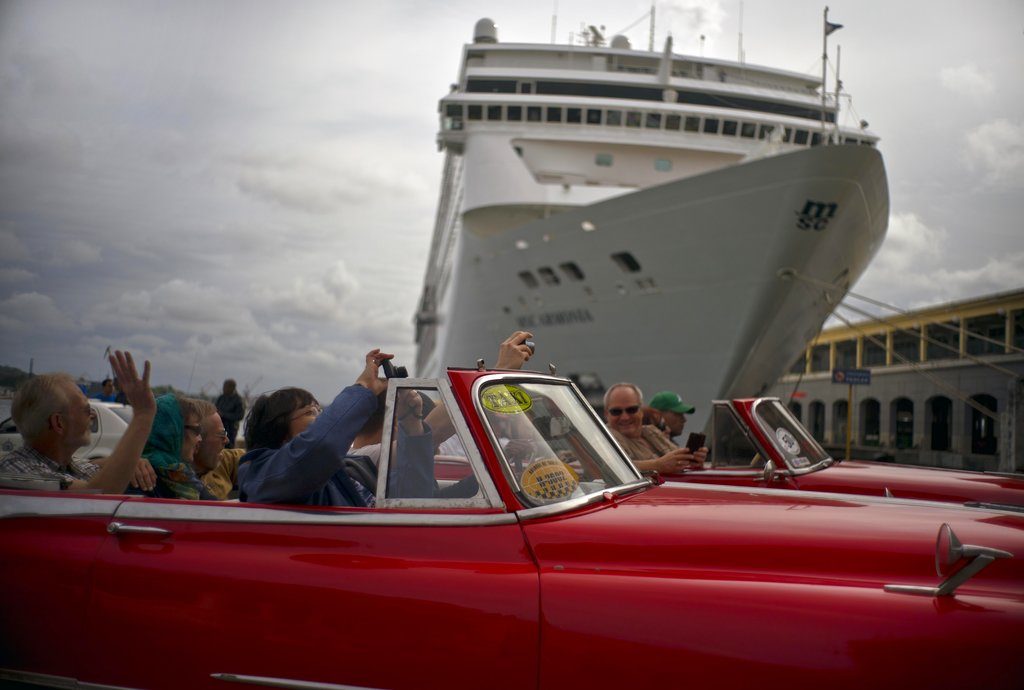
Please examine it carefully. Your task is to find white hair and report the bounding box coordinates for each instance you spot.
[11,373,76,442]
[602,382,644,411]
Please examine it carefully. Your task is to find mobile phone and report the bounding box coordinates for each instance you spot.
[685,432,706,453]
[381,359,408,379]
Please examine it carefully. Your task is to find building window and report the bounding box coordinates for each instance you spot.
[860,398,880,446]
[891,398,914,449]
[666,114,681,131]
[559,262,585,281]
[645,112,662,129]
[537,267,560,285]
[611,252,641,273]
[684,116,700,132]
[722,120,738,136]
[703,118,720,134]
[527,106,542,122]
[567,107,582,124]
[625,111,642,127]
[507,105,522,121]
[546,107,562,123]
[862,335,886,367]
[810,344,829,372]
[893,328,920,363]
[925,321,959,360]
[467,105,483,121]
[794,129,809,145]
[607,110,623,126]
[832,400,848,445]
[654,158,672,172]
[518,271,539,289]
[927,396,952,451]
[487,105,502,121]
[595,153,614,167]
[788,401,802,423]
[835,340,856,369]
[445,104,463,118]
[809,401,825,442]
[1014,309,1024,349]
[741,122,757,138]
[969,394,998,455]
[966,313,1006,355]
[586,108,602,124]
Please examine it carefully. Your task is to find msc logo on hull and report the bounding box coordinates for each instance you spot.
[796,200,838,231]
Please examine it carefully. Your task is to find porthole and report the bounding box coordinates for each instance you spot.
[560,262,585,281]
[722,120,738,136]
[538,267,560,285]
[654,158,672,172]
[595,153,614,167]
[611,252,642,273]
[518,271,539,288]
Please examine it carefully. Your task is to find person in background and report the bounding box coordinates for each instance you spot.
[143,395,216,500]
[604,382,706,474]
[0,351,156,493]
[216,379,245,449]
[648,391,696,442]
[93,378,117,402]
[191,399,243,500]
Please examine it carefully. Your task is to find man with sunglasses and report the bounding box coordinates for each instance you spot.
[604,383,706,474]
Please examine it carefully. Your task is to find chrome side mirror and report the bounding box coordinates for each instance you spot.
[762,459,777,483]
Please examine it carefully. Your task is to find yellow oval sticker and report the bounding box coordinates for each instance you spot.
[480,384,533,414]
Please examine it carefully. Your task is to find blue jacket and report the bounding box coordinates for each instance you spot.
[238,385,434,506]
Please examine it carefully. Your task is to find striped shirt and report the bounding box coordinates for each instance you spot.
[0,446,99,490]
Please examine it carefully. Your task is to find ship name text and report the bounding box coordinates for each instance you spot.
[795,200,839,231]
[517,308,595,329]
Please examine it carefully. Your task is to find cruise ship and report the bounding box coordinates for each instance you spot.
[415,18,889,430]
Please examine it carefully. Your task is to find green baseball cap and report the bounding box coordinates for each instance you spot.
[649,391,695,414]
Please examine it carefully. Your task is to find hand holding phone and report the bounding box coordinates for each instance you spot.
[685,432,706,453]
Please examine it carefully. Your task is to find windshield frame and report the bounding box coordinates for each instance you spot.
[750,398,834,474]
[471,373,645,511]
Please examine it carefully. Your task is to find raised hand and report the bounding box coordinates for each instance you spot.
[109,350,155,416]
[355,349,393,396]
[495,331,534,370]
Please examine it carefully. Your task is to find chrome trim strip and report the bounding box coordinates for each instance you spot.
[0,494,121,519]
[107,521,173,536]
[376,377,501,509]
[112,500,517,526]
[0,667,140,689]
[657,478,1024,515]
[213,673,382,690]
[516,479,651,521]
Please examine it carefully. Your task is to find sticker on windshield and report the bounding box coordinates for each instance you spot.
[775,427,800,455]
[481,384,533,414]
[520,458,579,504]
[791,456,810,468]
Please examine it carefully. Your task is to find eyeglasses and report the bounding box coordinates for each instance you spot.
[290,403,322,421]
[607,405,640,417]
[209,429,229,439]
[184,424,203,437]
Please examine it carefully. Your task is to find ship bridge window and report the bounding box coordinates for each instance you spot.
[684,116,700,132]
[467,78,517,93]
[611,252,642,273]
[567,107,582,124]
[538,267,560,285]
[527,106,542,122]
[546,107,562,123]
[844,137,859,145]
[783,127,793,142]
[595,153,614,167]
[666,114,681,131]
[519,82,533,94]
[811,132,822,146]
[794,129,809,145]
[645,113,662,129]
[625,111,642,128]
[758,124,774,139]
[487,105,502,121]
[559,262,585,281]
[518,271,539,289]
[445,104,462,118]
[508,105,522,121]
[722,120,738,136]
[586,109,602,124]
[654,158,672,172]
[741,122,756,138]
[703,118,720,134]
[607,110,623,126]
[468,105,483,121]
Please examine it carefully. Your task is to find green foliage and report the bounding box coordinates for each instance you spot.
[0,365,30,390]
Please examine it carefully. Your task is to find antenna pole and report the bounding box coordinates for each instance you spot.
[834,43,842,142]
[648,1,655,51]
[738,0,744,63]
[821,6,828,138]
[550,0,557,44]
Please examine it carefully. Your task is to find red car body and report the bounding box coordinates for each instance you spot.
[1,370,1023,690]
[665,398,1024,510]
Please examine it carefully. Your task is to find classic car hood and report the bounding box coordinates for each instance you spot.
[521,483,1024,597]
[797,461,1024,508]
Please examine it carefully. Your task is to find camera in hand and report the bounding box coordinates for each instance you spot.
[381,359,408,379]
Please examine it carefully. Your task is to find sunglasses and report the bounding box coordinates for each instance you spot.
[608,405,640,417]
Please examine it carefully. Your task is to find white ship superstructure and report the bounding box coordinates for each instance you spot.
[416,19,889,430]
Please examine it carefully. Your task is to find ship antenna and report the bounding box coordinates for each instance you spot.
[738,0,745,64]
[833,44,842,142]
[550,0,558,44]
[648,0,655,51]
[821,7,843,142]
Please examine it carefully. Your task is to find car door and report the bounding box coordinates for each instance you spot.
[82,379,540,690]
[0,492,123,684]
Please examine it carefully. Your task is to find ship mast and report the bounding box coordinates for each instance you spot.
[821,7,843,141]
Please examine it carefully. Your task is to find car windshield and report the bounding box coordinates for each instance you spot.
[478,379,639,507]
[752,399,831,469]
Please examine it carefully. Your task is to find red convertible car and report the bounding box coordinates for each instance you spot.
[2,368,1023,690]
[665,397,1024,510]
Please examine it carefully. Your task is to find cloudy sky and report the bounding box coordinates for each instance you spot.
[1,0,1021,400]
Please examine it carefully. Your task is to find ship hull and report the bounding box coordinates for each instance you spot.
[420,144,888,430]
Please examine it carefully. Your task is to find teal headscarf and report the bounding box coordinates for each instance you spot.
[142,394,206,500]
